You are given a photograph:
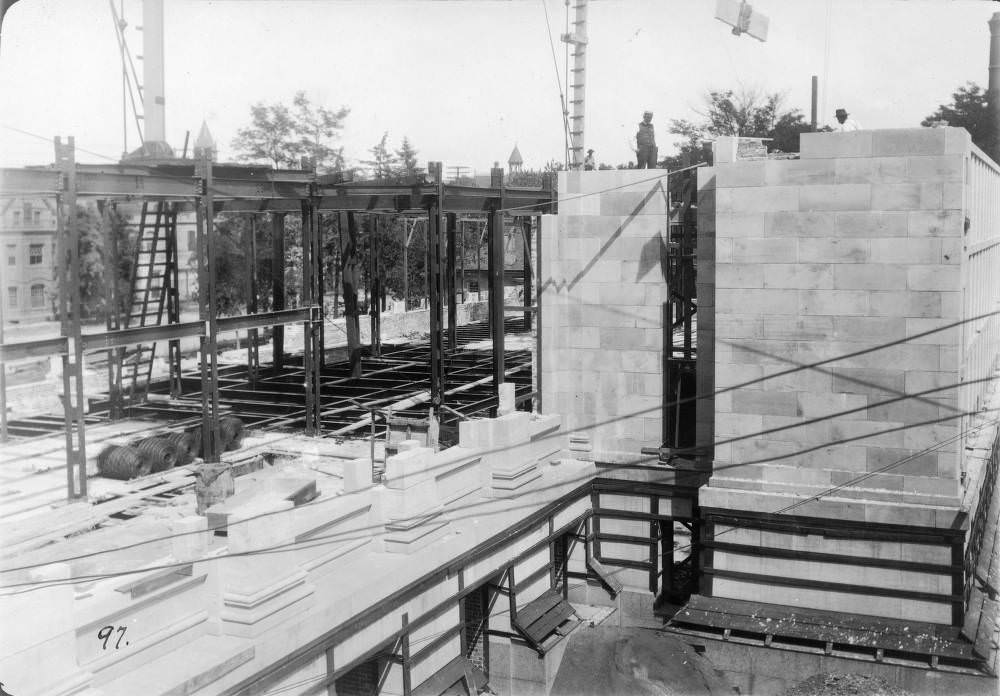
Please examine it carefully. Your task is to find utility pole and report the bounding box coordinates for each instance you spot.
[561,0,588,169]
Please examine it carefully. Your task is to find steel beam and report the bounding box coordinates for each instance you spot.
[80,321,205,352]
[217,308,312,333]
[0,336,69,362]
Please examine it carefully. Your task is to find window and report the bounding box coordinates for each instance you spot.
[30,284,45,308]
[32,210,41,225]
[22,202,32,220]
[469,281,480,293]
[12,211,20,225]
[28,244,42,265]
[6,245,15,266]
[7,287,17,309]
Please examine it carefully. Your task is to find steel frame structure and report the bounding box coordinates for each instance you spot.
[0,149,553,500]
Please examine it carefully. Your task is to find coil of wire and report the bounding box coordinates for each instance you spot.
[97,445,153,480]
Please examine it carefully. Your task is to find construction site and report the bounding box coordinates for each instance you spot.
[0,1,998,695]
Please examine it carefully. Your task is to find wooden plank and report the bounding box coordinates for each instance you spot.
[525,603,575,643]
[587,557,624,595]
[412,655,472,696]
[515,589,562,627]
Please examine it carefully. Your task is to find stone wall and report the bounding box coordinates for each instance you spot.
[700,128,971,515]
[695,128,980,625]
[541,170,671,463]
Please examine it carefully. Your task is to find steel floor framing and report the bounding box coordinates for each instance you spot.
[89,317,535,441]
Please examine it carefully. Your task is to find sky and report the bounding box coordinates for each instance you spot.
[0,0,997,175]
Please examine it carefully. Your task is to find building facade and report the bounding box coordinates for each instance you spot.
[0,197,58,322]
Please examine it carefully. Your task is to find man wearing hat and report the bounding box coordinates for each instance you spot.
[584,148,595,170]
[636,110,657,168]
[834,108,861,132]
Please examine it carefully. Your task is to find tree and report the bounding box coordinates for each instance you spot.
[59,204,132,322]
[362,132,399,181]
[922,82,995,155]
[394,137,423,180]
[232,91,350,172]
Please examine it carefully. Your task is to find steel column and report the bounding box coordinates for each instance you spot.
[271,213,286,375]
[488,167,505,396]
[302,198,321,435]
[522,216,532,330]
[341,211,362,378]
[427,162,445,410]
[165,202,182,397]
[245,215,259,388]
[196,154,221,462]
[446,212,457,351]
[99,199,124,420]
[55,137,87,500]
[370,215,381,357]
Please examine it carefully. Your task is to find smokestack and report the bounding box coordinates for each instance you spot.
[811,75,818,129]
[989,12,1000,163]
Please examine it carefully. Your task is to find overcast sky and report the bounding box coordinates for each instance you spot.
[0,0,996,174]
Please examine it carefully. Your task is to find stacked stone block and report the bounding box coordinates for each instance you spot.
[701,129,971,514]
[542,171,671,463]
[696,128,982,624]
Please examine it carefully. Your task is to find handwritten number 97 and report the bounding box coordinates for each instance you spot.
[98,625,128,650]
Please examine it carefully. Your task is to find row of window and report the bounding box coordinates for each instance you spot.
[7,285,46,310]
[8,209,43,226]
[6,244,44,266]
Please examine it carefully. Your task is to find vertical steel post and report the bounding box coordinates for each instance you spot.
[165,202,182,397]
[401,613,412,696]
[196,153,221,462]
[446,211,457,351]
[301,198,322,435]
[522,217,532,330]
[402,221,409,311]
[459,219,466,304]
[55,137,87,500]
[271,213,285,375]
[370,215,381,356]
[342,211,362,378]
[245,215,259,388]
[427,162,445,410]
[810,75,818,130]
[99,199,124,420]
[488,167,505,396]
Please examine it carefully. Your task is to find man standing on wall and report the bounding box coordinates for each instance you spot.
[636,110,658,169]
[833,108,861,132]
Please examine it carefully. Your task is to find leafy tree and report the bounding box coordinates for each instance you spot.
[232,91,350,172]
[57,204,132,321]
[921,81,996,155]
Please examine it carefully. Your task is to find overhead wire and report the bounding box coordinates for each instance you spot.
[1,308,996,580]
[540,0,573,168]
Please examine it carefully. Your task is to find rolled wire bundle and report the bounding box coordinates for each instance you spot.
[219,416,245,452]
[97,445,153,480]
[162,431,197,466]
[134,436,178,473]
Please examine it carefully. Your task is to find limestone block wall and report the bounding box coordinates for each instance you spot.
[694,128,987,625]
[542,170,671,463]
[701,128,972,514]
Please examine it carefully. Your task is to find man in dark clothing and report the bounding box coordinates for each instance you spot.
[636,110,657,168]
[584,149,595,170]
